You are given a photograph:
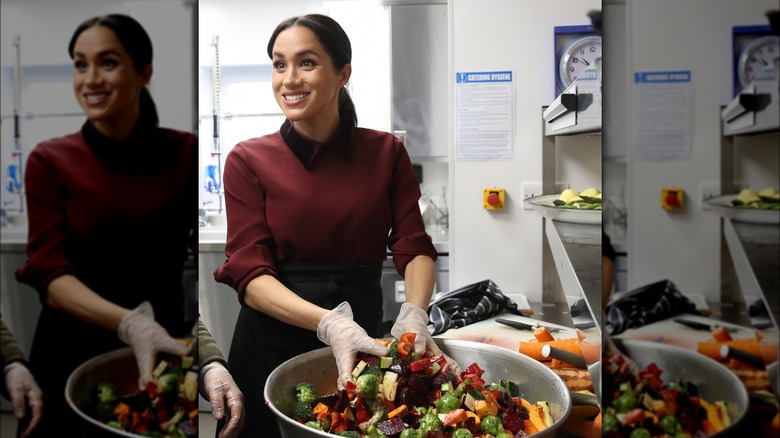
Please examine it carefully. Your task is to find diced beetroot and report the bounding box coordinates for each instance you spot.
[333,390,350,412]
[463,416,479,434]
[502,405,526,435]
[377,416,406,435]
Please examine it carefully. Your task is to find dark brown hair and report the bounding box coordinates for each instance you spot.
[267,14,357,127]
[68,14,159,126]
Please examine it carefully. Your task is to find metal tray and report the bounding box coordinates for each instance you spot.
[525,194,602,224]
[704,194,780,225]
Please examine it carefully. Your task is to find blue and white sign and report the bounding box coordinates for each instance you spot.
[633,70,692,161]
[455,70,514,160]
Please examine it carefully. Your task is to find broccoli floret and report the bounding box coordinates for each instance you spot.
[418,410,444,435]
[387,340,402,360]
[304,420,323,431]
[336,431,361,438]
[295,382,319,404]
[356,374,379,400]
[95,382,119,404]
[491,379,520,397]
[156,372,180,395]
[106,420,124,430]
[363,366,383,378]
[95,401,116,421]
[294,401,313,419]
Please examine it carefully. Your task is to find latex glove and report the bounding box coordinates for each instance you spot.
[201,362,245,438]
[3,362,44,438]
[118,301,189,389]
[391,302,461,374]
[317,302,389,389]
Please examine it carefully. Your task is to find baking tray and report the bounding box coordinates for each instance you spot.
[704,194,780,225]
[525,194,602,225]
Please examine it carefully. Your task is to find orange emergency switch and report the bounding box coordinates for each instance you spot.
[661,187,684,210]
[483,188,505,210]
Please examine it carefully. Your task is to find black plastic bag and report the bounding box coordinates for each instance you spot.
[427,279,522,335]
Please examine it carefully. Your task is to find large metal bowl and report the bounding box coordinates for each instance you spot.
[65,347,145,437]
[265,339,572,437]
[611,339,749,436]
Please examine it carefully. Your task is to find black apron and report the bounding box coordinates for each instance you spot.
[224,262,384,438]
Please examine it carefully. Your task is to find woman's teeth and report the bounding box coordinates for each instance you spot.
[86,94,108,102]
[285,93,307,102]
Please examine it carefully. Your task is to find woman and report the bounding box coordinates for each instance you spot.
[14,14,196,436]
[213,14,446,437]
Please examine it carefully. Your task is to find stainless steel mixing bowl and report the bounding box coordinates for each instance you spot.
[611,339,749,436]
[265,338,572,437]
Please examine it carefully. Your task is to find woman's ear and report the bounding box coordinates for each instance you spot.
[339,63,352,88]
[140,64,153,86]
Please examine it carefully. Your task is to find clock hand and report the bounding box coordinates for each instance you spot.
[582,59,590,66]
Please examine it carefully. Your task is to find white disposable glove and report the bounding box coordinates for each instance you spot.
[317,302,389,389]
[118,301,189,390]
[201,362,245,438]
[3,361,44,438]
[391,302,461,374]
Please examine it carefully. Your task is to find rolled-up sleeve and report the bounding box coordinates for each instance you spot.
[213,145,278,303]
[15,146,76,299]
[386,139,437,275]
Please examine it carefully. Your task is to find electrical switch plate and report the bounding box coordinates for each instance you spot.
[521,182,542,210]
[483,187,505,210]
[661,187,684,210]
[699,181,721,210]
[393,130,407,144]
[394,281,405,303]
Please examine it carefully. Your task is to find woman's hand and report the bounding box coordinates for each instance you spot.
[118,301,189,389]
[201,362,245,438]
[3,362,44,438]
[317,302,389,389]
[391,302,461,374]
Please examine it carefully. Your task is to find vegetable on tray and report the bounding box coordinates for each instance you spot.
[89,338,198,437]
[603,352,732,437]
[291,333,555,437]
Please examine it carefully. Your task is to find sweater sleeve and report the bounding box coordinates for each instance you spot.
[0,317,26,367]
[213,145,278,304]
[386,138,437,276]
[14,144,76,299]
[197,317,227,369]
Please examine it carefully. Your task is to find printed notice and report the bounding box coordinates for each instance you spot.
[455,71,514,160]
[633,70,692,161]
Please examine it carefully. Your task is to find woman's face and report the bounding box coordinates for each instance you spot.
[271,26,350,131]
[72,26,151,134]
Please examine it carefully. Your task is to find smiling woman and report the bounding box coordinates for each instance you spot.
[12,13,197,437]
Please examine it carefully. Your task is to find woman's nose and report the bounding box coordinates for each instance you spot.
[84,66,101,86]
[283,67,300,86]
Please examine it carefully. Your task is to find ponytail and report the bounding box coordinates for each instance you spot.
[140,87,159,126]
[338,87,357,127]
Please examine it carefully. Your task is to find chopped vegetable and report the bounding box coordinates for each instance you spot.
[295,382,319,404]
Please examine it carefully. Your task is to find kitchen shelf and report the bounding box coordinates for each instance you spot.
[718,104,779,329]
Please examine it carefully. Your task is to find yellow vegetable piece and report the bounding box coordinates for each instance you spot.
[537,401,554,427]
[465,411,481,427]
[738,188,760,204]
[474,399,498,418]
[560,189,580,203]
[579,188,600,197]
[528,404,549,432]
[700,399,725,431]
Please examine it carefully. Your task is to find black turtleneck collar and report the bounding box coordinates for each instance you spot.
[280,118,352,168]
[81,116,176,173]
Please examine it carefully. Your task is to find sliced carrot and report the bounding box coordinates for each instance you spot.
[397,340,413,358]
[754,329,765,342]
[702,419,717,435]
[712,326,732,342]
[575,328,587,342]
[533,326,555,342]
[387,404,408,419]
[400,333,416,344]
[524,419,539,434]
[312,402,329,415]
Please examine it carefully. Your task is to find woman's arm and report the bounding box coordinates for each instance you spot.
[45,274,130,331]
[402,255,436,309]
[242,275,328,332]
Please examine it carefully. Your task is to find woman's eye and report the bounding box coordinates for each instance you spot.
[101,59,118,68]
[273,61,286,70]
[74,60,87,71]
[301,59,316,68]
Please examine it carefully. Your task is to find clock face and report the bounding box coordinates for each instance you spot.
[738,35,779,89]
[558,35,602,91]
